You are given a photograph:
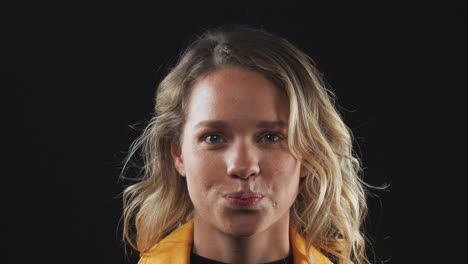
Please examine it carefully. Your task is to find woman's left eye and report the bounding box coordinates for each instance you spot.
[260,133,282,143]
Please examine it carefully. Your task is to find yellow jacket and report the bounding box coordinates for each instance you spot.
[138,219,333,264]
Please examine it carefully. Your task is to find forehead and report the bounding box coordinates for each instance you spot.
[185,67,289,129]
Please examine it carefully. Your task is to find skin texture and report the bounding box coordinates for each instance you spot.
[170,67,307,264]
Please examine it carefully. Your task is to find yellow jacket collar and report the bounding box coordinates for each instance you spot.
[139,219,332,264]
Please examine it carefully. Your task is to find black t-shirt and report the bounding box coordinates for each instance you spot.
[190,252,294,264]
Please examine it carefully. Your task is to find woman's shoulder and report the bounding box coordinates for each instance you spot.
[289,227,334,264]
[139,220,332,264]
[138,220,194,264]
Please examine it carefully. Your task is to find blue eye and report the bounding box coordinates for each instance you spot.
[261,133,281,143]
[203,134,224,144]
[201,133,282,145]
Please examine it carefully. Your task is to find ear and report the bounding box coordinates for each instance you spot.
[299,164,308,179]
[170,140,186,177]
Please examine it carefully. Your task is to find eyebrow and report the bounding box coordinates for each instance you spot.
[195,120,287,129]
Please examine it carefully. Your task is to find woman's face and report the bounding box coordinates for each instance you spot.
[171,67,307,237]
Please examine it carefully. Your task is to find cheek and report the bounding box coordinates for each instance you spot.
[183,148,224,198]
[265,154,301,200]
[269,153,300,179]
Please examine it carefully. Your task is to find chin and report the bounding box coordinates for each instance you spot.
[220,212,267,238]
[227,229,258,238]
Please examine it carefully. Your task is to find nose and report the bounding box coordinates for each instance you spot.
[226,139,260,180]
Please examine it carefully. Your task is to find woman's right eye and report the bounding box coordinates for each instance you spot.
[203,134,225,144]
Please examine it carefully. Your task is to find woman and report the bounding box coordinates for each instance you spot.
[121,25,371,264]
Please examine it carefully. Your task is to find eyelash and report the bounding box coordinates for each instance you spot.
[201,132,283,145]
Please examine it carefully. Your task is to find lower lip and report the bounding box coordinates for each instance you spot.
[224,197,263,208]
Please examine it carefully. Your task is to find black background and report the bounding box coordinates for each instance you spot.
[6,3,466,264]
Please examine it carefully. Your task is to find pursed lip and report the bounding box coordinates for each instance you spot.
[224,192,263,199]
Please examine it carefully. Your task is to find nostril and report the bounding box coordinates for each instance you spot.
[226,144,260,179]
[228,166,260,180]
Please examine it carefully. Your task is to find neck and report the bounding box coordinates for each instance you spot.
[192,212,291,264]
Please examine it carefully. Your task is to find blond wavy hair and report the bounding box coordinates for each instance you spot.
[121,24,374,264]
